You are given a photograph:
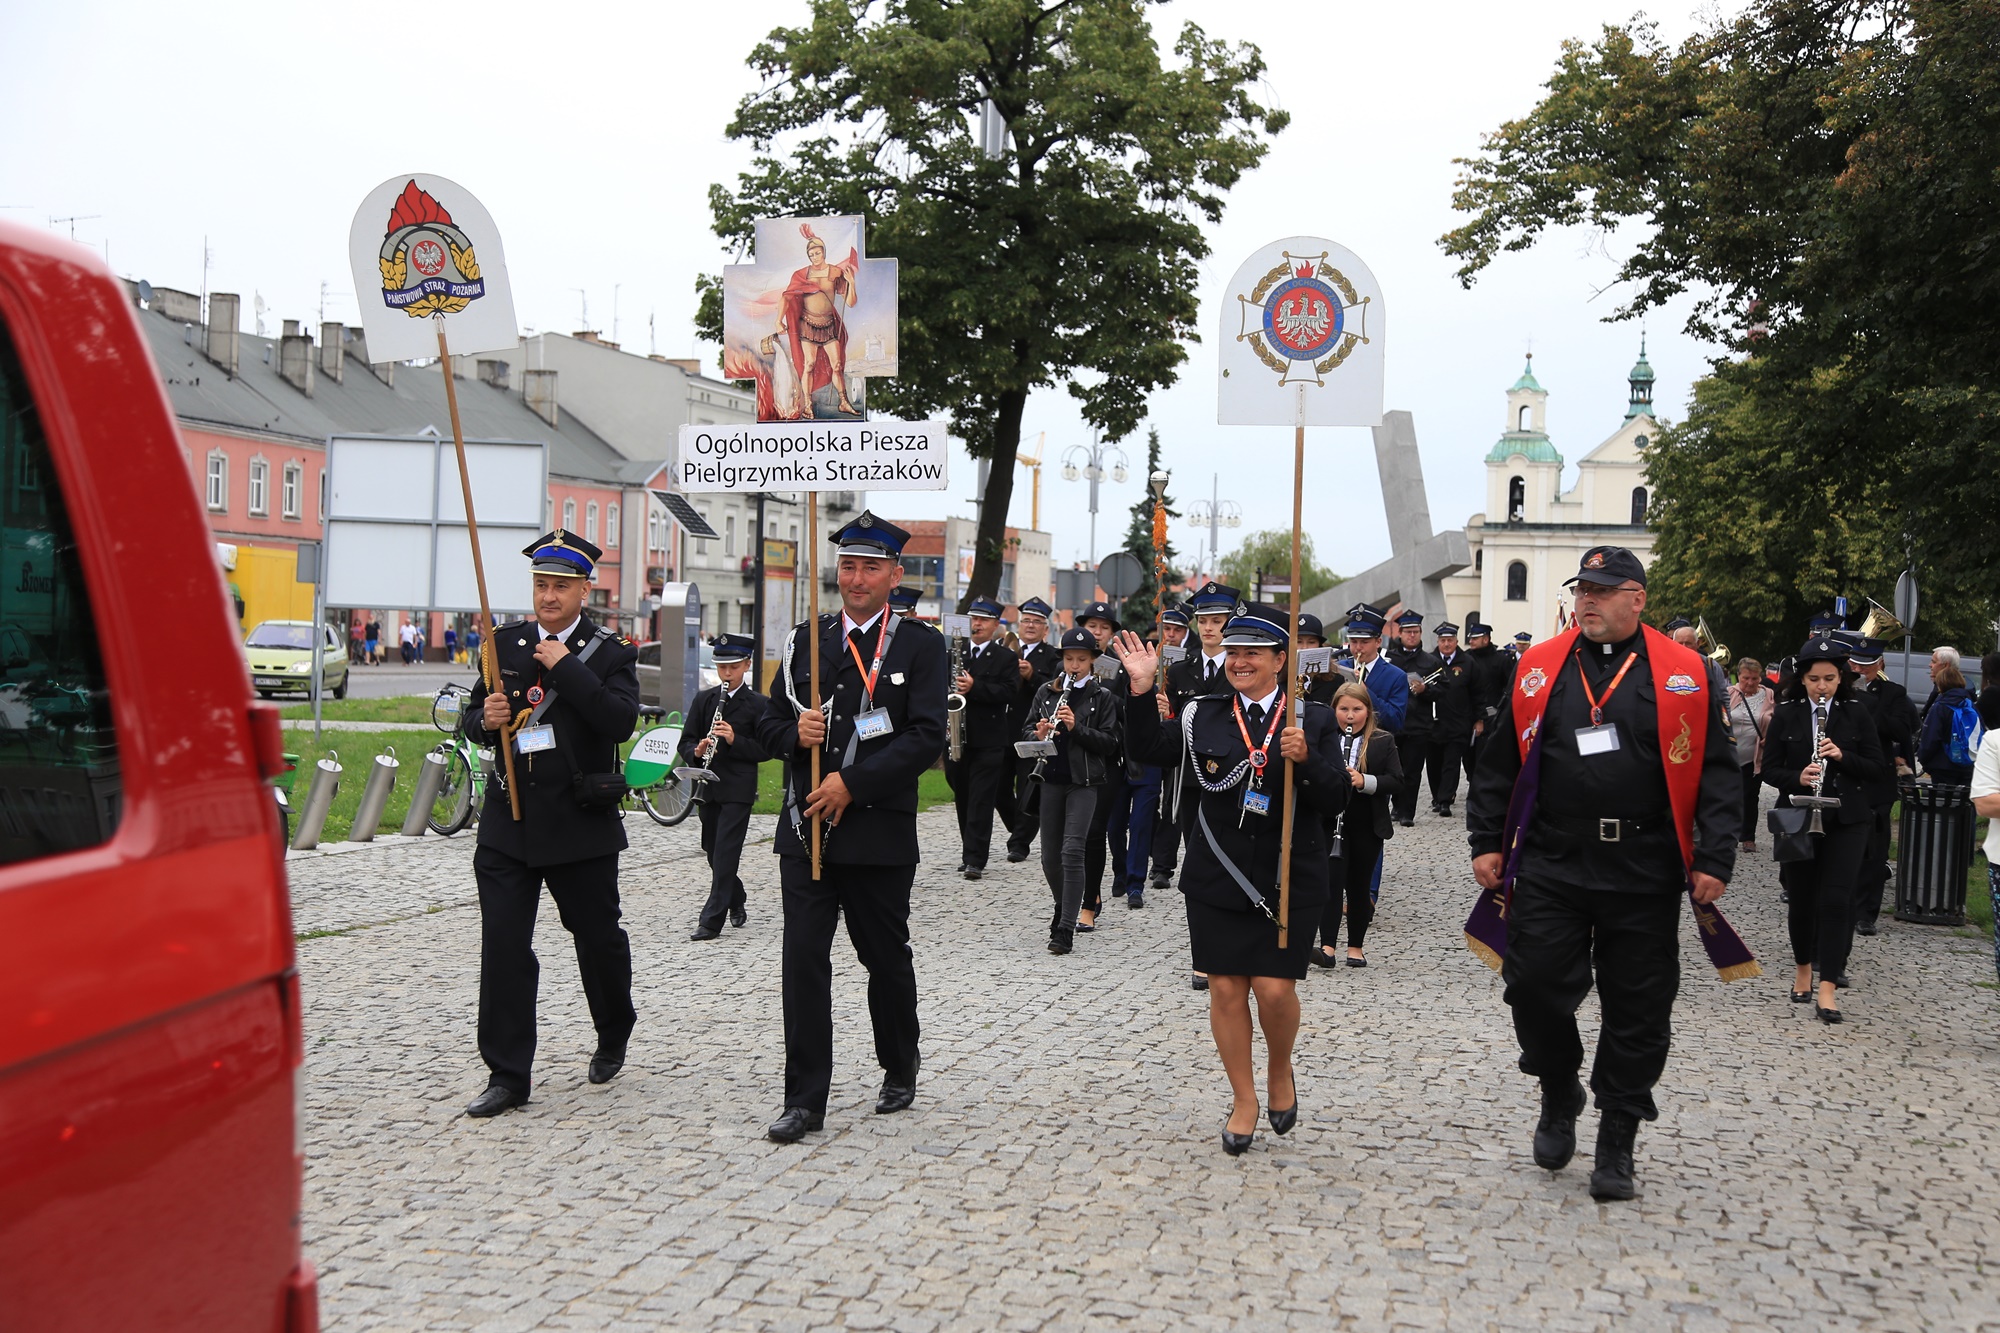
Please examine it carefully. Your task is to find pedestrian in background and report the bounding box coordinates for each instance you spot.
[1918,647,1979,786]
[1724,657,1772,850]
[365,616,382,665]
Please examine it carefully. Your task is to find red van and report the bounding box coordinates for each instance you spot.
[0,225,316,1330]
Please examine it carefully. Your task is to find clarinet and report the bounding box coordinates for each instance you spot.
[1330,722,1359,859]
[687,687,728,785]
[1030,677,1073,782]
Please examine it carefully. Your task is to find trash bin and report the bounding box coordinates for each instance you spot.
[1894,778,1973,926]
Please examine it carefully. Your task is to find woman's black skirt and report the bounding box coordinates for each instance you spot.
[1187,892,1323,981]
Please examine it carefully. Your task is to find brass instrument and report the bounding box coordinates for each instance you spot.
[1857,599,1906,643]
[999,628,1022,653]
[946,635,968,761]
[1695,616,1730,667]
[1791,700,1843,833]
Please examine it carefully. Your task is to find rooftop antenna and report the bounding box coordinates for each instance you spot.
[571,288,589,332]
[612,284,621,345]
[649,308,656,356]
[201,235,212,323]
[253,291,268,337]
[49,213,101,240]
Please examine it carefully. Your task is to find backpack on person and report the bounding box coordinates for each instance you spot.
[1947,695,1985,766]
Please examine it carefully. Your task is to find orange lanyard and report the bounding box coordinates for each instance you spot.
[846,615,893,704]
[1573,650,1638,727]
[1232,695,1285,772]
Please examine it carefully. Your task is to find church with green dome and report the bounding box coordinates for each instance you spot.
[1441,344,1660,640]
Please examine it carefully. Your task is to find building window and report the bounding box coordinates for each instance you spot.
[647,508,662,553]
[605,502,619,547]
[1517,405,1531,431]
[1630,486,1648,525]
[247,456,269,516]
[738,602,754,634]
[562,498,576,533]
[725,514,736,556]
[696,508,710,556]
[1506,560,1528,602]
[318,468,327,520]
[586,500,599,544]
[1474,549,1483,572]
[281,462,302,519]
[1507,475,1525,523]
[205,450,228,511]
[789,522,798,542]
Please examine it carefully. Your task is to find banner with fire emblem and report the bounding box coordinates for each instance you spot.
[1217,237,1384,426]
[347,174,520,363]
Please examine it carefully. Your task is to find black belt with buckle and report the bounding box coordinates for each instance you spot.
[1543,812,1671,843]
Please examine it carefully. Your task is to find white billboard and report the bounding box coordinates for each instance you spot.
[323,433,548,613]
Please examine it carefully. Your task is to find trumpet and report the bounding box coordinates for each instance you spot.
[946,635,968,761]
[1694,616,1730,667]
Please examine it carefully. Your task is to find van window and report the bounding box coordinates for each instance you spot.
[0,320,121,863]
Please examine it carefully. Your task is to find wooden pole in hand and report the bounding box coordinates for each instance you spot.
[806,492,822,880]
[436,319,523,821]
[1276,391,1306,947]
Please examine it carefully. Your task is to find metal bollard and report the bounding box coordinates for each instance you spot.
[289,752,342,851]
[400,748,452,837]
[348,746,401,842]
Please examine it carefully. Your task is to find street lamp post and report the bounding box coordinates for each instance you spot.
[1060,434,1130,566]
[1184,473,1242,583]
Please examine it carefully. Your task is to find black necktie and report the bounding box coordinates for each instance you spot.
[1206,660,1219,684]
[1246,702,1266,731]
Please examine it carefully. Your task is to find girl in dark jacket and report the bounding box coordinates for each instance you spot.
[1313,682,1403,968]
[1026,628,1124,954]
[1762,636,1887,1023]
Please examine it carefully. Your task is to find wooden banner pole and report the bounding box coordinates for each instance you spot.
[435,319,523,820]
[806,492,823,880]
[1276,404,1305,948]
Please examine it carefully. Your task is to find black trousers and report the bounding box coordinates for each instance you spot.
[1151,780,1181,878]
[1319,828,1382,951]
[696,798,753,932]
[1856,804,1894,924]
[779,856,921,1116]
[1501,876,1681,1121]
[1084,770,1125,914]
[1781,818,1869,978]
[1007,757,1041,857]
[1428,736,1467,811]
[475,846,635,1096]
[1039,782,1101,930]
[1739,764,1762,843]
[951,744,1015,870]
[1391,731,1430,822]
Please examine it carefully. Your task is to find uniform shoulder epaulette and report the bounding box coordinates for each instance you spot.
[616,634,634,646]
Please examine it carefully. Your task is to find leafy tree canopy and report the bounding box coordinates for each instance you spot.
[1218,528,1339,609]
[1444,0,2000,631]
[698,0,1286,606]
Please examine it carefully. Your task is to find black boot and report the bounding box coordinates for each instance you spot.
[1589,1110,1639,1201]
[1532,1078,1585,1170]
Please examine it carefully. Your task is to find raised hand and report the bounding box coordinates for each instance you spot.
[1110,630,1158,694]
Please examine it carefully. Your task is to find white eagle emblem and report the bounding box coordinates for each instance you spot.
[1274,295,1330,345]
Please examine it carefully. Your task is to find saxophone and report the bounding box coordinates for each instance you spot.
[1030,677,1073,782]
[946,635,968,761]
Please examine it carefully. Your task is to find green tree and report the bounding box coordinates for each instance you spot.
[1116,428,1178,631]
[1442,0,2000,632]
[1218,529,1338,609]
[697,0,1286,607]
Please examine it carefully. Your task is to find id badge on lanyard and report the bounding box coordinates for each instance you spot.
[847,616,898,742]
[1574,651,1637,759]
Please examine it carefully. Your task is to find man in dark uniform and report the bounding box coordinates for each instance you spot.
[1148,603,1193,889]
[1160,585,1241,885]
[1426,622,1476,818]
[1850,639,1918,935]
[1467,546,1741,1200]
[1384,610,1440,826]
[1511,630,1535,660]
[755,513,948,1143]
[679,633,771,940]
[1005,596,1060,863]
[950,596,1020,880]
[1464,619,1512,783]
[461,530,642,1118]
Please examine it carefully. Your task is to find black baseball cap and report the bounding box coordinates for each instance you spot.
[1564,545,1647,589]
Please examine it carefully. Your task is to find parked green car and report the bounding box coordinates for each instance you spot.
[244,620,348,699]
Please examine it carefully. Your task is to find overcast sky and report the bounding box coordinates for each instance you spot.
[4,0,1733,580]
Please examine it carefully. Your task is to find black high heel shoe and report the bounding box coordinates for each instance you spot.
[1221,1124,1256,1155]
[1268,1103,1298,1136]
[1814,1002,1845,1024]
[1790,989,1812,1004]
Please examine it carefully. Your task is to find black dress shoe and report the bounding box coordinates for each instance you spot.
[1150,871,1171,889]
[1221,1125,1255,1155]
[1345,954,1368,968]
[1005,849,1029,863]
[1191,973,1209,991]
[1127,891,1144,909]
[1791,989,1813,1004]
[690,926,721,941]
[729,907,748,928]
[465,1085,527,1118]
[588,1046,626,1085]
[1268,1103,1298,1136]
[1588,1111,1639,1201]
[875,1060,919,1114]
[1855,918,1879,936]
[962,868,983,881]
[1532,1079,1585,1170]
[767,1106,824,1142]
[1397,817,1415,828]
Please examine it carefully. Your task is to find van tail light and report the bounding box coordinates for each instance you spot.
[286,1259,320,1333]
[249,700,289,780]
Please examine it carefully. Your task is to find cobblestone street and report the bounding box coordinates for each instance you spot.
[294,800,2000,1331]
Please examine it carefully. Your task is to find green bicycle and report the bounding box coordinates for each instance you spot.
[425,683,492,836]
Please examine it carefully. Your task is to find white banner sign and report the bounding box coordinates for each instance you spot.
[672,420,950,493]
[1218,235,1385,427]
[347,174,520,362]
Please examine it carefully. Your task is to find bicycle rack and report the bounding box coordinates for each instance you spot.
[289,752,342,850]
[348,746,401,842]
[400,748,452,837]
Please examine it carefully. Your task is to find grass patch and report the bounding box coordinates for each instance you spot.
[279,696,445,725]
[283,727,448,843]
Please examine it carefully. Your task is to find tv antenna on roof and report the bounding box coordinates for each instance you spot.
[50,214,101,239]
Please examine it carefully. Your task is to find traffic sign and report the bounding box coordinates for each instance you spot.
[1096,552,1143,600]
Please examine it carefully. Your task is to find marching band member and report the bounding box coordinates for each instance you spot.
[1384,611,1439,826]
[1761,635,1886,1022]
[1342,606,1408,734]
[680,633,772,940]
[1314,682,1402,969]
[1004,597,1061,863]
[1026,628,1124,954]
[1113,608,1349,1155]
[950,596,1021,880]
[1148,604,1194,891]
[1426,622,1476,818]
[1074,601,1128,929]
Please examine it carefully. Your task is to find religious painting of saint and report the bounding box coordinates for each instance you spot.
[721,215,899,423]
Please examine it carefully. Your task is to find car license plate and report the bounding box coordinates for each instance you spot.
[255,676,285,687]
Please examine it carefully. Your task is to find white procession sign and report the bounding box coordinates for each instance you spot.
[1217,236,1386,427]
[671,420,950,494]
